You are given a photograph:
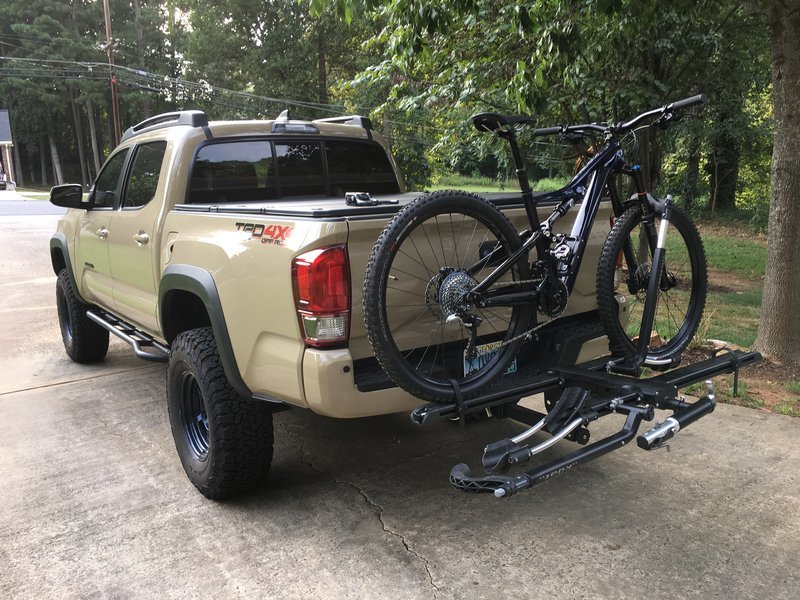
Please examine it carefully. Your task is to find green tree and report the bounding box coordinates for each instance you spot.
[0,0,177,186]
[317,0,767,195]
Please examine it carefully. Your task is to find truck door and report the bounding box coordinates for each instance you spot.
[108,141,168,335]
[74,148,130,310]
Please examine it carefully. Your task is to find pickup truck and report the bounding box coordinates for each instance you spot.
[49,110,613,499]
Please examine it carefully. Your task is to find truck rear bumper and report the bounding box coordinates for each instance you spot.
[301,348,421,418]
[297,311,612,419]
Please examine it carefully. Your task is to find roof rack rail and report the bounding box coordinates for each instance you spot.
[121,110,209,143]
[312,115,373,130]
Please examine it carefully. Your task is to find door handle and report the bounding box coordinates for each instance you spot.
[96,227,109,239]
[133,231,150,245]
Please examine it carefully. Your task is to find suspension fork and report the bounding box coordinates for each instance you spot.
[625,166,674,365]
[626,166,660,257]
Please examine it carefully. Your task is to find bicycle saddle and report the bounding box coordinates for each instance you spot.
[472,112,536,133]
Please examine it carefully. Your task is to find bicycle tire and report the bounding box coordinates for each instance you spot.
[363,190,534,403]
[596,204,707,361]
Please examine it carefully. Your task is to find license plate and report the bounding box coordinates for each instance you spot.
[464,341,517,376]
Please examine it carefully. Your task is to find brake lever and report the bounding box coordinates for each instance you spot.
[656,111,680,130]
[559,131,586,143]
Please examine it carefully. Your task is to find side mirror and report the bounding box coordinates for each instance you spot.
[49,184,87,209]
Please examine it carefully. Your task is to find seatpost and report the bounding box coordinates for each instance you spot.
[501,129,540,229]
[502,129,533,195]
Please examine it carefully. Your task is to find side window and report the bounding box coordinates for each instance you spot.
[189,141,275,203]
[122,142,167,209]
[93,150,128,208]
[276,142,325,196]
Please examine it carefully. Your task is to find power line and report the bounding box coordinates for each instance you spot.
[0,54,575,161]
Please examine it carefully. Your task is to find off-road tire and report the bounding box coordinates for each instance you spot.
[167,327,274,500]
[363,190,533,403]
[596,205,707,360]
[56,269,109,363]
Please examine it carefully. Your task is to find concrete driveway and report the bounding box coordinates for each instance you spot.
[1,211,798,600]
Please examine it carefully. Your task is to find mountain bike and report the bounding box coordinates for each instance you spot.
[363,95,708,403]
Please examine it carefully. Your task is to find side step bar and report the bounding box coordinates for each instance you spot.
[86,309,169,363]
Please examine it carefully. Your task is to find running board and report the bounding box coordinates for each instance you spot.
[86,309,169,363]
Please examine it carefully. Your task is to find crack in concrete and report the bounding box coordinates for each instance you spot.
[346,480,440,598]
[280,423,440,599]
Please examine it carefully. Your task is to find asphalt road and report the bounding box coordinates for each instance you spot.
[1,209,798,599]
[0,190,66,216]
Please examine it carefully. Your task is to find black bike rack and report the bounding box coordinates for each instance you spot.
[410,348,761,498]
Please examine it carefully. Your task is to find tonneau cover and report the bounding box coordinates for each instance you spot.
[173,191,555,220]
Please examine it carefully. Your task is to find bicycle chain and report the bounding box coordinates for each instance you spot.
[492,316,556,349]
[474,276,561,350]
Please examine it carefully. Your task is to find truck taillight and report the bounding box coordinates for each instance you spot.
[292,245,350,348]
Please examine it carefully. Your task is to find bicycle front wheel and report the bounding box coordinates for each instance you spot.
[363,190,534,403]
[596,204,707,362]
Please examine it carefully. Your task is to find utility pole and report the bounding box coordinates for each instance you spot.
[102,0,122,146]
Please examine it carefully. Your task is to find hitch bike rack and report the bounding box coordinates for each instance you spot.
[410,347,761,498]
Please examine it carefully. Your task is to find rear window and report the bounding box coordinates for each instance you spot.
[188,139,399,203]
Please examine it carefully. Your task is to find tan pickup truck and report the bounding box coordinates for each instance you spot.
[49,110,611,499]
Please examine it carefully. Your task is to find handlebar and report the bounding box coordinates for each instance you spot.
[668,93,707,111]
[531,94,707,139]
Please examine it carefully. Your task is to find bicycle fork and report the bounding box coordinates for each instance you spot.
[611,194,676,375]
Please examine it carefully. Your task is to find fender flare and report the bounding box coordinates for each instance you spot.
[159,264,251,399]
[49,233,88,303]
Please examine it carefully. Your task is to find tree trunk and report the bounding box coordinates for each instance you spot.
[86,99,102,175]
[107,105,115,151]
[133,0,151,118]
[12,138,23,187]
[707,132,739,212]
[754,1,800,365]
[636,128,661,193]
[26,147,36,186]
[39,136,48,187]
[69,89,90,188]
[48,131,64,186]
[683,133,700,209]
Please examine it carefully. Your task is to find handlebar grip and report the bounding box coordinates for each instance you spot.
[668,94,707,111]
[533,126,561,136]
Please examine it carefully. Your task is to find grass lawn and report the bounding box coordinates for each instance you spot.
[697,224,767,348]
[687,222,798,415]
[427,174,570,194]
[16,189,51,201]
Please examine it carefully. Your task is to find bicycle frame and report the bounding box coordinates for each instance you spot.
[469,132,658,309]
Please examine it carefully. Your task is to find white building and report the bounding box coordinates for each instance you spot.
[0,109,17,190]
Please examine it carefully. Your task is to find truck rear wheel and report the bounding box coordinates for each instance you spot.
[167,327,274,499]
[56,269,109,363]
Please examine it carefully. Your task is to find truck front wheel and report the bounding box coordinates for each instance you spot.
[167,327,274,499]
[56,269,109,363]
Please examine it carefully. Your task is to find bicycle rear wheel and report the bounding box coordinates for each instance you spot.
[363,190,534,403]
[596,204,707,362]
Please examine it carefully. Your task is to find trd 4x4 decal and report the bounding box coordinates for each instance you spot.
[235,222,294,246]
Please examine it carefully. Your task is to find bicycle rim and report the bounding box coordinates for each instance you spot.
[599,205,707,360]
[365,192,532,402]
